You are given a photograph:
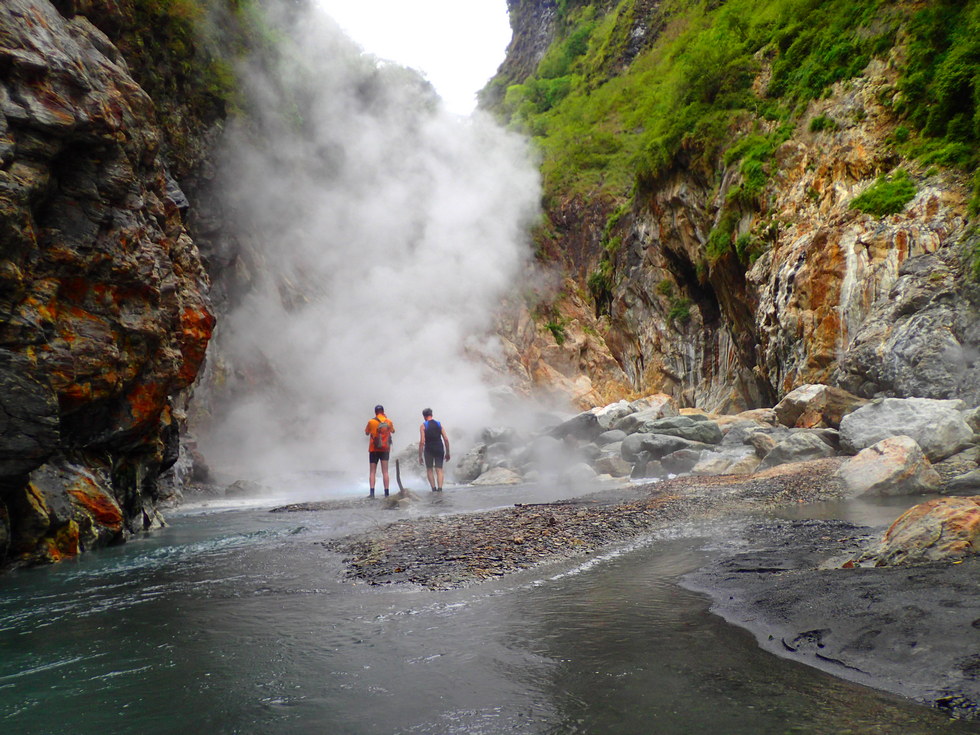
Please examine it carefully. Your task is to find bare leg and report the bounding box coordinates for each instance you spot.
[435,467,445,490]
[426,467,436,490]
[369,462,377,496]
[380,459,390,494]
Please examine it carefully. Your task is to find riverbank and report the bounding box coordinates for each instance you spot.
[682,518,980,720]
[308,457,980,722]
[316,458,847,590]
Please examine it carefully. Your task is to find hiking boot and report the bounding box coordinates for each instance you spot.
[368,489,375,498]
[384,489,390,496]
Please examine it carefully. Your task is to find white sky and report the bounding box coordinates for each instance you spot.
[315,0,512,115]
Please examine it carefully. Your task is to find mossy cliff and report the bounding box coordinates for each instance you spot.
[0,0,257,567]
[485,0,980,411]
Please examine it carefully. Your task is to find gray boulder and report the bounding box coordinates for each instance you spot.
[597,429,627,446]
[593,455,632,477]
[945,469,980,495]
[454,444,487,484]
[661,449,703,475]
[747,432,780,458]
[562,462,597,485]
[839,398,975,462]
[642,415,723,444]
[593,400,635,429]
[757,432,837,470]
[836,436,942,497]
[472,467,523,486]
[773,383,868,429]
[631,458,664,479]
[621,433,712,462]
[549,411,601,441]
[612,399,677,434]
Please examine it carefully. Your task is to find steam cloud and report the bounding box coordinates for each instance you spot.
[195,3,541,486]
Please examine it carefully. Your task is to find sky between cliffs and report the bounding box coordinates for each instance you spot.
[315,0,512,115]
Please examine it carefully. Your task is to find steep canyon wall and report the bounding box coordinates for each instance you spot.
[0,0,228,566]
[490,0,980,413]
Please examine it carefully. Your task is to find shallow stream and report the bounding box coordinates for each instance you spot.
[1,480,977,734]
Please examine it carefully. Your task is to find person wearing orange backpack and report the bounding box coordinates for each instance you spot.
[365,404,395,498]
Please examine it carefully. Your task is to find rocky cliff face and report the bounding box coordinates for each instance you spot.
[492,0,980,413]
[0,0,218,566]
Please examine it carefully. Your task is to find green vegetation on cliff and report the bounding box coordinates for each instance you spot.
[83,0,267,174]
[490,0,980,237]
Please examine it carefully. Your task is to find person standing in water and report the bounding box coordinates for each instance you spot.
[365,404,395,497]
[418,407,450,492]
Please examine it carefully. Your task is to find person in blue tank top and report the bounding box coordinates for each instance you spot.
[418,407,451,492]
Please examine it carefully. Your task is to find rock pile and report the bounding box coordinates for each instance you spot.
[452,384,980,499]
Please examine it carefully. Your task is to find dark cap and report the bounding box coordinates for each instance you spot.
[374,404,384,414]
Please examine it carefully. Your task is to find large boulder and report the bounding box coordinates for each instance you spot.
[6,460,126,565]
[548,411,601,441]
[773,384,868,429]
[836,436,941,497]
[471,467,523,486]
[596,429,627,446]
[611,396,678,434]
[848,496,980,566]
[453,444,487,484]
[591,400,635,430]
[757,432,837,470]
[593,455,632,477]
[621,433,712,462]
[946,470,980,495]
[640,415,723,444]
[661,449,703,475]
[838,398,975,462]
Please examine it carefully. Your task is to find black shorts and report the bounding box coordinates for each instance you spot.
[423,448,444,469]
[369,451,390,464]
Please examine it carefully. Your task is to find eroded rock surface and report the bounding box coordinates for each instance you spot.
[0,0,214,566]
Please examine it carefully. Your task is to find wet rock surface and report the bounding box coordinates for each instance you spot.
[683,518,980,720]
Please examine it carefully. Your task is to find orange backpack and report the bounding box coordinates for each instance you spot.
[371,417,392,452]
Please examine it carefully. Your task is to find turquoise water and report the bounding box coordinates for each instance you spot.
[1,485,977,734]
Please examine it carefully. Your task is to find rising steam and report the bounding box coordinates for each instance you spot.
[195,3,540,484]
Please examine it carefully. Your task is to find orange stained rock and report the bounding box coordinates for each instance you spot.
[177,304,215,385]
[126,380,167,426]
[68,477,123,531]
[45,521,81,562]
[883,496,980,552]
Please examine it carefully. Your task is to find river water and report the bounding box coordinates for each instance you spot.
[1,480,977,734]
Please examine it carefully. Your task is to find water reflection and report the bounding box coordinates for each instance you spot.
[1,494,978,734]
[505,536,978,735]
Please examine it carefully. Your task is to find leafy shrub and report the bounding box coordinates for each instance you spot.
[849,169,917,216]
[587,260,613,314]
[809,114,837,132]
[667,297,692,325]
[705,210,739,260]
[545,320,568,345]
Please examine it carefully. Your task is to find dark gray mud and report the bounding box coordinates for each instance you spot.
[682,518,980,721]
